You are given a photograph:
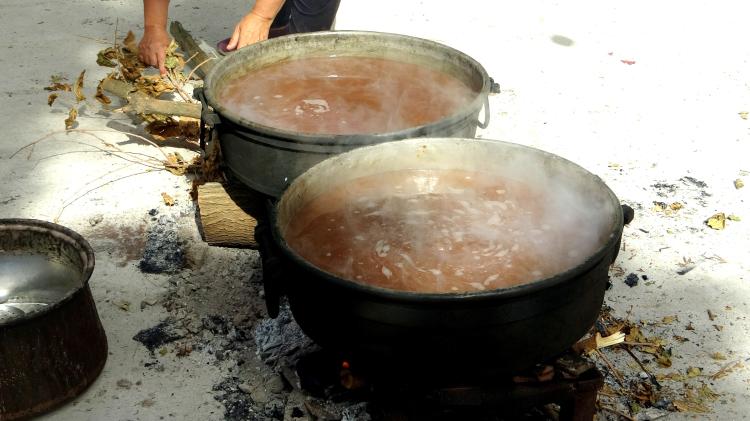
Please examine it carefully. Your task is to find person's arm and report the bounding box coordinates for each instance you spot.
[138,0,171,77]
[226,0,287,51]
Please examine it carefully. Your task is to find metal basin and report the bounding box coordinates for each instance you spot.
[0,219,107,420]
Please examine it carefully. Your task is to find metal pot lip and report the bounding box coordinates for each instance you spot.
[0,218,96,327]
[270,137,625,303]
[202,30,491,146]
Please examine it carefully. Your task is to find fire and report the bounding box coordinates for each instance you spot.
[342,361,350,369]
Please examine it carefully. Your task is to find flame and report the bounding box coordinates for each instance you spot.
[342,361,350,369]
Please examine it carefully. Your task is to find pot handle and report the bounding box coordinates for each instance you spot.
[254,218,283,319]
[611,204,635,264]
[477,94,491,130]
[476,78,500,130]
[194,87,222,151]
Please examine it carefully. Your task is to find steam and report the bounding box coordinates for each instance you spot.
[284,168,615,294]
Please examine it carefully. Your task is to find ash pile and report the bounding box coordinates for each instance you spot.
[132,232,378,421]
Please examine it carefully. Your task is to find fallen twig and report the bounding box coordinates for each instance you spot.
[186,56,216,81]
[11,129,170,161]
[596,349,624,387]
[600,405,638,421]
[166,71,193,104]
[711,360,742,380]
[623,346,661,390]
[53,160,152,222]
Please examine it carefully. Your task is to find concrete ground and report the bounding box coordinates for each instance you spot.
[1,0,749,420]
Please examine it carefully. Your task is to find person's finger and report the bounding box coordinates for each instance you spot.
[227,26,241,50]
[157,52,167,77]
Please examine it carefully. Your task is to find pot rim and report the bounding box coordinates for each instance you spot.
[270,137,624,303]
[202,30,491,145]
[0,218,96,327]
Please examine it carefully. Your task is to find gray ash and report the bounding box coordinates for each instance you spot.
[651,182,677,198]
[680,176,708,188]
[139,215,185,274]
[132,320,187,354]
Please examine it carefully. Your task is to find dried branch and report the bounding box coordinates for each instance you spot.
[169,21,214,79]
[186,56,216,81]
[600,405,638,421]
[11,129,170,161]
[166,71,193,104]
[596,349,624,387]
[54,160,152,223]
[102,78,201,119]
[711,360,742,380]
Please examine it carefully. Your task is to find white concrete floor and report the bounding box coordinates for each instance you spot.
[1,0,749,420]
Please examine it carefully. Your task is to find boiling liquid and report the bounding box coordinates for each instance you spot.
[285,169,600,293]
[216,56,477,134]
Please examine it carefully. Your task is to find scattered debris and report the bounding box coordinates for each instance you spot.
[621,60,636,65]
[116,300,131,312]
[740,111,748,120]
[116,379,132,389]
[161,192,175,206]
[573,332,625,355]
[735,179,745,189]
[727,214,740,221]
[706,213,726,230]
[624,273,639,287]
[133,319,187,354]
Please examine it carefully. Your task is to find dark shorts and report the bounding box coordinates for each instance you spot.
[271,0,341,33]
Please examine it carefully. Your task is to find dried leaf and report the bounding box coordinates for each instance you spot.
[173,151,185,164]
[657,355,672,368]
[161,192,175,206]
[179,117,200,141]
[707,213,726,230]
[735,179,745,189]
[116,300,131,312]
[44,82,71,92]
[64,108,78,129]
[740,111,748,120]
[94,81,111,106]
[686,367,702,378]
[123,30,139,55]
[189,178,207,201]
[73,69,86,102]
[712,353,727,360]
[662,316,678,324]
[670,202,683,210]
[96,49,118,67]
[673,335,689,343]
[135,74,174,98]
[715,325,723,331]
[165,56,179,69]
[686,323,695,330]
[47,93,60,106]
[727,215,740,221]
[164,153,186,176]
[145,119,182,141]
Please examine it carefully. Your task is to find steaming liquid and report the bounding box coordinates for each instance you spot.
[285,169,602,293]
[216,56,477,134]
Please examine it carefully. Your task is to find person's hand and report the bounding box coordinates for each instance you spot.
[226,12,274,51]
[138,25,171,77]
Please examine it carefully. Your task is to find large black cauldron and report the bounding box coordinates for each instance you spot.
[256,138,629,381]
